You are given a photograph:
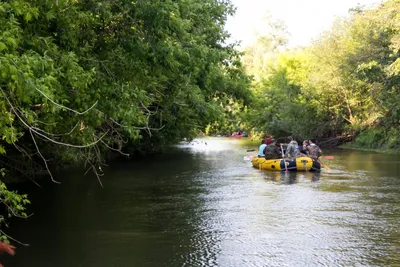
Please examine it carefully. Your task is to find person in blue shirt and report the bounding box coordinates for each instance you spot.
[258,140,267,158]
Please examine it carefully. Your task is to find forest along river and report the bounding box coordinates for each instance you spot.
[5,138,400,267]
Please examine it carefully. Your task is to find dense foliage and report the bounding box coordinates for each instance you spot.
[0,0,251,243]
[2,0,400,251]
[244,0,400,148]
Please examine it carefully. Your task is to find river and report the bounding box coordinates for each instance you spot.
[4,138,400,266]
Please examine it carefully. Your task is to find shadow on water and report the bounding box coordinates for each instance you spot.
[4,138,400,267]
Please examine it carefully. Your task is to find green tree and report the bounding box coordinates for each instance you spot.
[244,0,400,146]
[0,0,252,244]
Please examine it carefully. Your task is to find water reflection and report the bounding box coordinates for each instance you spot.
[263,171,321,184]
[5,139,400,267]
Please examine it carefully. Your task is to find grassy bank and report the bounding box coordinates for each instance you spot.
[340,127,400,155]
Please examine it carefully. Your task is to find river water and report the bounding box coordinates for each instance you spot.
[5,138,400,266]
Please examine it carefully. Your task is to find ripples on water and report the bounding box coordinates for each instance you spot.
[6,138,400,267]
[174,139,400,266]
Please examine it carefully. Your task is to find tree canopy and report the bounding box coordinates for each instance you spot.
[0,0,251,243]
[244,0,400,146]
[2,0,400,249]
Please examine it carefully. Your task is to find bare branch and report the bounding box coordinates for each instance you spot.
[110,118,165,131]
[0,91,110,148]
[11,60,98,115]
[29,129,60,184]
[31,120,80,137]
[93,166,104,188]
[140,101,158,115]
[0,229,29,246]
[32,120,57,126]
[0,160,41,187]
[0,200,34,219]
[96,108,164,138]
[84,161,104,188]
[100,139,130,156]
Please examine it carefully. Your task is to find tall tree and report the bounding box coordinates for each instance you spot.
[0,0,252,243]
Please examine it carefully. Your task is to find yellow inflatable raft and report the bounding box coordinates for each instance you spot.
[251,156,321,172]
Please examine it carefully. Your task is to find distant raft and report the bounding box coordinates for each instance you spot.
[251,156,321,172]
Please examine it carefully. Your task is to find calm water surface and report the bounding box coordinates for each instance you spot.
[5,138,400,266]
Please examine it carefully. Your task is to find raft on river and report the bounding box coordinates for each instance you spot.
[251,156,321,172]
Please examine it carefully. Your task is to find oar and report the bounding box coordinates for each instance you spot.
[318,159,330,170]
[319,155,334,169]
[280,144,288,172]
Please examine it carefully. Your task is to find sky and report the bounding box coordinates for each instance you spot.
[225,0,381,48]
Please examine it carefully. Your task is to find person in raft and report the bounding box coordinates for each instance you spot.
[264,139,281,159]
[284,136,300,160]
[301,140,309,155]
[265,136,272,145]
[304,139,322,160]
[258,140,267,158]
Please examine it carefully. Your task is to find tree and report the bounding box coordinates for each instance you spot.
[0,0,252,244]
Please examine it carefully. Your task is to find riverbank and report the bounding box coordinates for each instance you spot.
[340,143,400,155]
[339,127,400,155]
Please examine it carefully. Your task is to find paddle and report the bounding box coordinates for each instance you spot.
[318,158,331,170]
[319,156,334,169]
[280,144,288,172]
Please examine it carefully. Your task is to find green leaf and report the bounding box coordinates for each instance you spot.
[0,42,6,52]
